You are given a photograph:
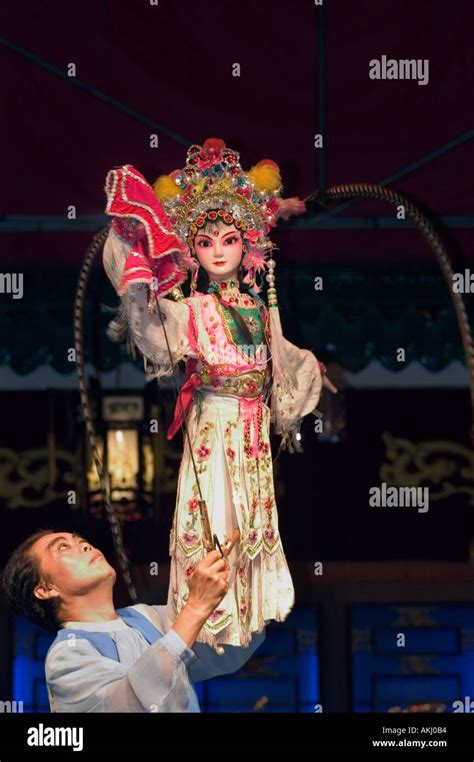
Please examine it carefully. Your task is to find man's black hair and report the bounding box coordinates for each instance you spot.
[2,528,59,632]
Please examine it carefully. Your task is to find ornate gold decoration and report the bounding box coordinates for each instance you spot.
[388,702,446,713]
[397,655,439,675]
[391,607,438,627]
[380,431,474,505]
[0,447,76,509]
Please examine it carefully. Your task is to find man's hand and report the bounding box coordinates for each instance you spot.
[187,550,229,620]
[171,550,229,648]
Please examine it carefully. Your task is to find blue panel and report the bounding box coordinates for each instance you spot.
[35,633,56,661]
[300,651,319,705]
[352,604,474,629]
[13,616,54,712]
[207,676,297,708]
[193,681,205,701]
[255,629,297,656]
[352,604,474,713]
[373,627,459,654]
[353,703,373,713]
[196,606,319,712]
[33,679,50,713]
[13,654,35,710]
[374,675,460,704]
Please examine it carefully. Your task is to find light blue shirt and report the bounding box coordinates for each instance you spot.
[45,604,265,713]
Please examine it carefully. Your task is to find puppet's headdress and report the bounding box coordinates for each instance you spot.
[104,137,305,297]
[152,137,306,291]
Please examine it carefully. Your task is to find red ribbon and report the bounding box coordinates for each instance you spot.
[166,359,203,441]
[240,396,262,458]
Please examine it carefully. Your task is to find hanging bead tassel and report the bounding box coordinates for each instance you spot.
[265,256,298,392]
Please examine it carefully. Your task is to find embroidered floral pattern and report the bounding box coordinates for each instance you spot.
[237,561,251,635]
[223,418,239,484]
[199,368,269,397]
[208,608,226,624]
[195,444,211,460]
[168,293,294,647]
[188,498,200,512]
[194,421,215,475]
[204,609,233,633]
[182,530,199,548]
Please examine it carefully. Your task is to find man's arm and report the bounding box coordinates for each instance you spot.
[150,605,266,683]
[185,628,266,683]
[46,550,231,712]
[150,548,266,682]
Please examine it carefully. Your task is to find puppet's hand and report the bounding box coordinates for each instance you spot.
[278,428,304,455]
[322,374,338,394]
[318,361,338,394]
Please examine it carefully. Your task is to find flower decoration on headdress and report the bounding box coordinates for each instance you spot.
[153,138,306,292]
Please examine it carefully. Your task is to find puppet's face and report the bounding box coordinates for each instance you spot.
[31,532,116,606]
[193,221,243,281]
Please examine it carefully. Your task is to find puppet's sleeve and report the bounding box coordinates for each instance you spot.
[272,334,323,426]
[103,225,197,380]
[263,305,324,447]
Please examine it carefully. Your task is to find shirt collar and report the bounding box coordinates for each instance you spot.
[60,616,128,632]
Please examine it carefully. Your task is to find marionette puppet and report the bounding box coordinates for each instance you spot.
[102,138,337,653]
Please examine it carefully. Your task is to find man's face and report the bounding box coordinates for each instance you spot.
[31,532,116,603]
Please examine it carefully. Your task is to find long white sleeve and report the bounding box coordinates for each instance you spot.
[46,629,199,713]
[270,332,323,441]
[149,605,266,682]
[103,226,196,380]
[188,630,266,683]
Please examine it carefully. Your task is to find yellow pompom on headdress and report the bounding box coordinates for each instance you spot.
[152,172,184,202]
[247,159,283,194]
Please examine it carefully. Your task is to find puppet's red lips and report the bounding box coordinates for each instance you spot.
[89,552,104,564]
[213,262,227,266]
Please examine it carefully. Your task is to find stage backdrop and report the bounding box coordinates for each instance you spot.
[0,385,471,570]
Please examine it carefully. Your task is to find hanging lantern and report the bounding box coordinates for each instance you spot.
[85,394,154,522]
